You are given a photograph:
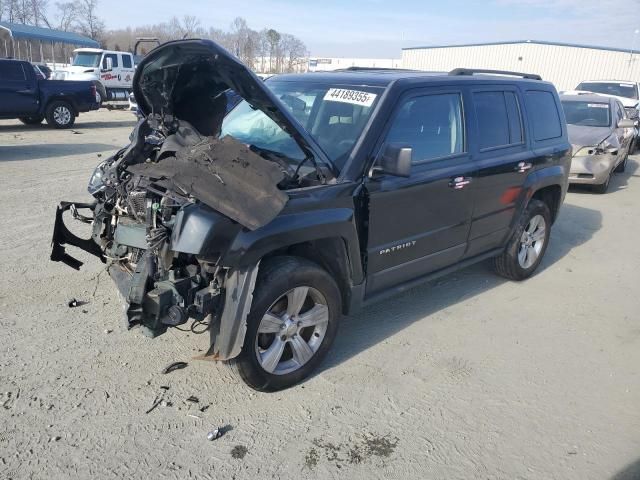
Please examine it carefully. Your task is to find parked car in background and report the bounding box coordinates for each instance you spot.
[51,39,572,390]
[561,93,635,193]
[575,80,640,152]
[35,64,52,79]
[0,58,100,128]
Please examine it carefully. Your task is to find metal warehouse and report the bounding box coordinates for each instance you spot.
[402,40,640,91]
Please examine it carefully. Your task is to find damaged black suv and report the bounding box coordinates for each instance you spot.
[51,40,571,391]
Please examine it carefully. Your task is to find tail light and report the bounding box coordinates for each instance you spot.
[90,85,97,96]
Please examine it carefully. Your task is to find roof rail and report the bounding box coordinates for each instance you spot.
[334,66,418,72]
[449,68,542,80]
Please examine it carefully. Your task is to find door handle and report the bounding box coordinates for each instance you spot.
[449,176,472,190]
[16,88,35,95]
[515,161,532,173]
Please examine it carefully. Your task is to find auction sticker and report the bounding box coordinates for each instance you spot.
[324,88,377,107]
[587,103,608,108]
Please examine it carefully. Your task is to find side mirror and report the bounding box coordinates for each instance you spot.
[371,143,412,178]
[103,57,113,71]
[618,118,635,129]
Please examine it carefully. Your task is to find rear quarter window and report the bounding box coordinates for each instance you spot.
[525,90,562,141]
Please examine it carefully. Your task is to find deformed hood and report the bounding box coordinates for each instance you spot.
[133,39,316,156]
[567,124,612,149]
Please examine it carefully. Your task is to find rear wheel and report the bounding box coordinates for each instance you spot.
[493,199,551,281]
[45,100,75,129]
[226,256,341,391]
[19,115,44,125]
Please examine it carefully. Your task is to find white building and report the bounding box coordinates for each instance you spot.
[402,40,640,91]
[308,57,402,72]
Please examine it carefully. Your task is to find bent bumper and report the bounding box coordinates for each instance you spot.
[568,154,616,185]
[50,201,104,270]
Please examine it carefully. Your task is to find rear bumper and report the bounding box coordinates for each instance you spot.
[50,201,104,270]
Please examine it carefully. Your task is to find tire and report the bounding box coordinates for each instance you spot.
[18,115,44,125]
[492,199,551,281]
[45,100,75,129]
[592,172,611,194]
[614,155,627,173]
[226,256,341,392]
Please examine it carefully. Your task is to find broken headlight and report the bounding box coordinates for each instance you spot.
[88,161,107,195]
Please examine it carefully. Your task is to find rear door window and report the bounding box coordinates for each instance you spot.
[525,90,562,141]
[121,54,132,69]
[385,93,465,164]
[0,62,26,81]
[473,92,510,149]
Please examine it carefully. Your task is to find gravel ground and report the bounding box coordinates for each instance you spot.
[1,110,639,480]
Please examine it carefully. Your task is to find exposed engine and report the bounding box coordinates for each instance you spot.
[68,115,295,337]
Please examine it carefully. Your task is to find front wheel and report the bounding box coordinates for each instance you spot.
[592,172,611,194]
[226,256,341,391]
[614,156,627,173]
[493,199,551,281]
[45,100,75,128]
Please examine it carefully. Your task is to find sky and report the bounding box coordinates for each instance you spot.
[98,0,640,58]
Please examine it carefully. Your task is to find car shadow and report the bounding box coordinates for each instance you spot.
[611,458,640,480]
[0,143,120,162]
[318,202,602,374]
[0,118,136,133]
[569,156,639,195]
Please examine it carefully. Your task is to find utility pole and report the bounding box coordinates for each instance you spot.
[630,29,640,68]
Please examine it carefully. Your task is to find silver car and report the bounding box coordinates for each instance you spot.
[561,94,635,193]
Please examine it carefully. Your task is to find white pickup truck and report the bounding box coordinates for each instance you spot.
[53,48,136,106]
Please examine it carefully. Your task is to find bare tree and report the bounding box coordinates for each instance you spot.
[75,0,104,40]
[280,33,307,73]
[265,28,280,73]
[54,1,77,30]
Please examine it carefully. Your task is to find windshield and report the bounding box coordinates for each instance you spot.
[577,82,638,100]
[72,52,101,68]
[562,101,611,127]
[220,81,383,174]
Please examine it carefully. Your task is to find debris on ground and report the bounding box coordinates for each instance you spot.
[231,445,248,459]
[104,329,112,334]
[145,399,162,414]
[186,396,199,403]
[68,298,78,308]
[207,428,222,441]
[199,405,210,413]
[161,361,188,374]
[159,386,170,391]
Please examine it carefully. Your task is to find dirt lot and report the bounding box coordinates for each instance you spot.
[1,110,639,480]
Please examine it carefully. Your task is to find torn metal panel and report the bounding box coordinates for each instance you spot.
[128,136,288,230]
[209,262,260,361]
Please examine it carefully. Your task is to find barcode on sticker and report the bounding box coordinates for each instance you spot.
[324,88,377,107]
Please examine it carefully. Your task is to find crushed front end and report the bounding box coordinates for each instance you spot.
[50,120,276,355]
[50,39,333,360]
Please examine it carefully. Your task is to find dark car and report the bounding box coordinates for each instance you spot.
[0,58,99,128]
[51,40,571,391]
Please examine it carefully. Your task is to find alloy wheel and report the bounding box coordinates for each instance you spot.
[518,214,546,269]
[53,106,71,126]
[255,286,329,375]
